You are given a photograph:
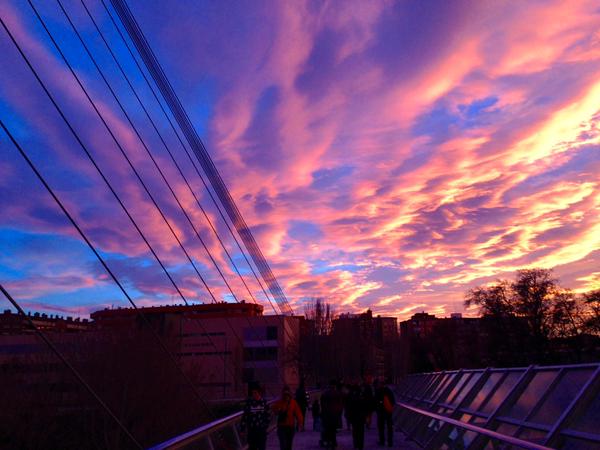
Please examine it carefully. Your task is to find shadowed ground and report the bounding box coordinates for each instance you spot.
[266,413,419,449]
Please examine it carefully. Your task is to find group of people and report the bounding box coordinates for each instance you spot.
[240,377,396,450]
[316,378,396,449]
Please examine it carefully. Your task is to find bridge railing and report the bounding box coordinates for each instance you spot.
[394,362,600,449]
[149,407,245,450]
[149,391,318,450]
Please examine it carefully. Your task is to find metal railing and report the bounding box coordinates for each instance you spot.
[149,407,247,450]
[394,362,600,449]
[149,391,317,450]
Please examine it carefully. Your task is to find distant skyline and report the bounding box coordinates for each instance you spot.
[1,0,599,320]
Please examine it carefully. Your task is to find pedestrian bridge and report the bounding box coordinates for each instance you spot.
[149,363,600,449]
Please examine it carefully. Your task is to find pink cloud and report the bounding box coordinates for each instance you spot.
[2,0,600,319]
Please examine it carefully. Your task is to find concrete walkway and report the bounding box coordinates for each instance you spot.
[266,415,418,449]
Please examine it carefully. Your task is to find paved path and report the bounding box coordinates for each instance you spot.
[266,415,418,450]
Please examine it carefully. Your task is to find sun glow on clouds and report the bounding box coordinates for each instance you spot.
[1,0,600,320]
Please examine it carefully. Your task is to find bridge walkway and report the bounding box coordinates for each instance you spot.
[265,413,418,450]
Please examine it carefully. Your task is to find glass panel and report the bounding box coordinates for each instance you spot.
[470,415,487,426]
[505,371,557,420]
[571,389,600,434]
[517,427,547,443]
[398,410,417,430]
[430,374,452,401]
[413,417,440,445]
[462,430,477,447]
[480,372,522,415]
[444,373,470,405]
[436,406,451,415]
[560,436,600,450]
[420,375,440,400]
[419,374,440,398]
[531,369,593,425]
[437,373,463,404]
[458,413,473,422]
[466,372,502,412]
[415,375,431,391]
[495,422,518,436]
[447,426,467,446]
[404,377,422,398]
[451,373,482,406]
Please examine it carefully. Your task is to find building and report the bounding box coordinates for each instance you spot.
[0,309,91,334]
[399,311,437,339]
[91,302,300,399]
[1,303,300,401]
[300,309,399,383]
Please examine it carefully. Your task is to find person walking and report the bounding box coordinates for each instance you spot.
[362,375,375,429]
[312,398,322,432]
[346,384,369,450]
[240,383,270,450]
[295,379,308,428]
[272,385,303,450]
[374,379,396,447]
[320,380,344,449]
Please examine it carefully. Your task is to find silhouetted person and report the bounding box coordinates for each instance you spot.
[374,379,395,447]
[312,398,322,431]
[295,379,308,428]
[346,384,368,450]
[241,383,270,450]
[362,375,375,429]
[273,385,303,450]
[320,380,344,448]
[342,383,351,430]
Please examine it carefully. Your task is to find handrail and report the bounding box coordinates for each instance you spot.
[396,401,554,450]
[150,390,318,450]
[148,408,246,450]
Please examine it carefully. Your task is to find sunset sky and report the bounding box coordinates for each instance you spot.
[1,0,599,320]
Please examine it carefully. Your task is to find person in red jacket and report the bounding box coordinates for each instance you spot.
[272,385,304,450]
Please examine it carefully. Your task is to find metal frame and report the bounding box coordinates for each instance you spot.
[149,408,245,450]
[395,363,600,450]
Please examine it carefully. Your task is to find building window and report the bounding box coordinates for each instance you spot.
[242,368,255,382]
[244,346,278,361]
[266,326,278,340]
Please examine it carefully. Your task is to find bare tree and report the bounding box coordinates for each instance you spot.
[304,298,336,336]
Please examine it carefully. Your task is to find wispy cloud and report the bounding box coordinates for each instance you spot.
[1,0,599,320]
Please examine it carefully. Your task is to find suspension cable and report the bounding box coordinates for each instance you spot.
[110,0,294,315]
[0,27,218,417]
[99,0,284,318]
[0,283,142,448]
[12,1,291,393]
[55,0,303,379]
[2,6,258,404]
[77,0,299,354]
[0,116,217,419]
